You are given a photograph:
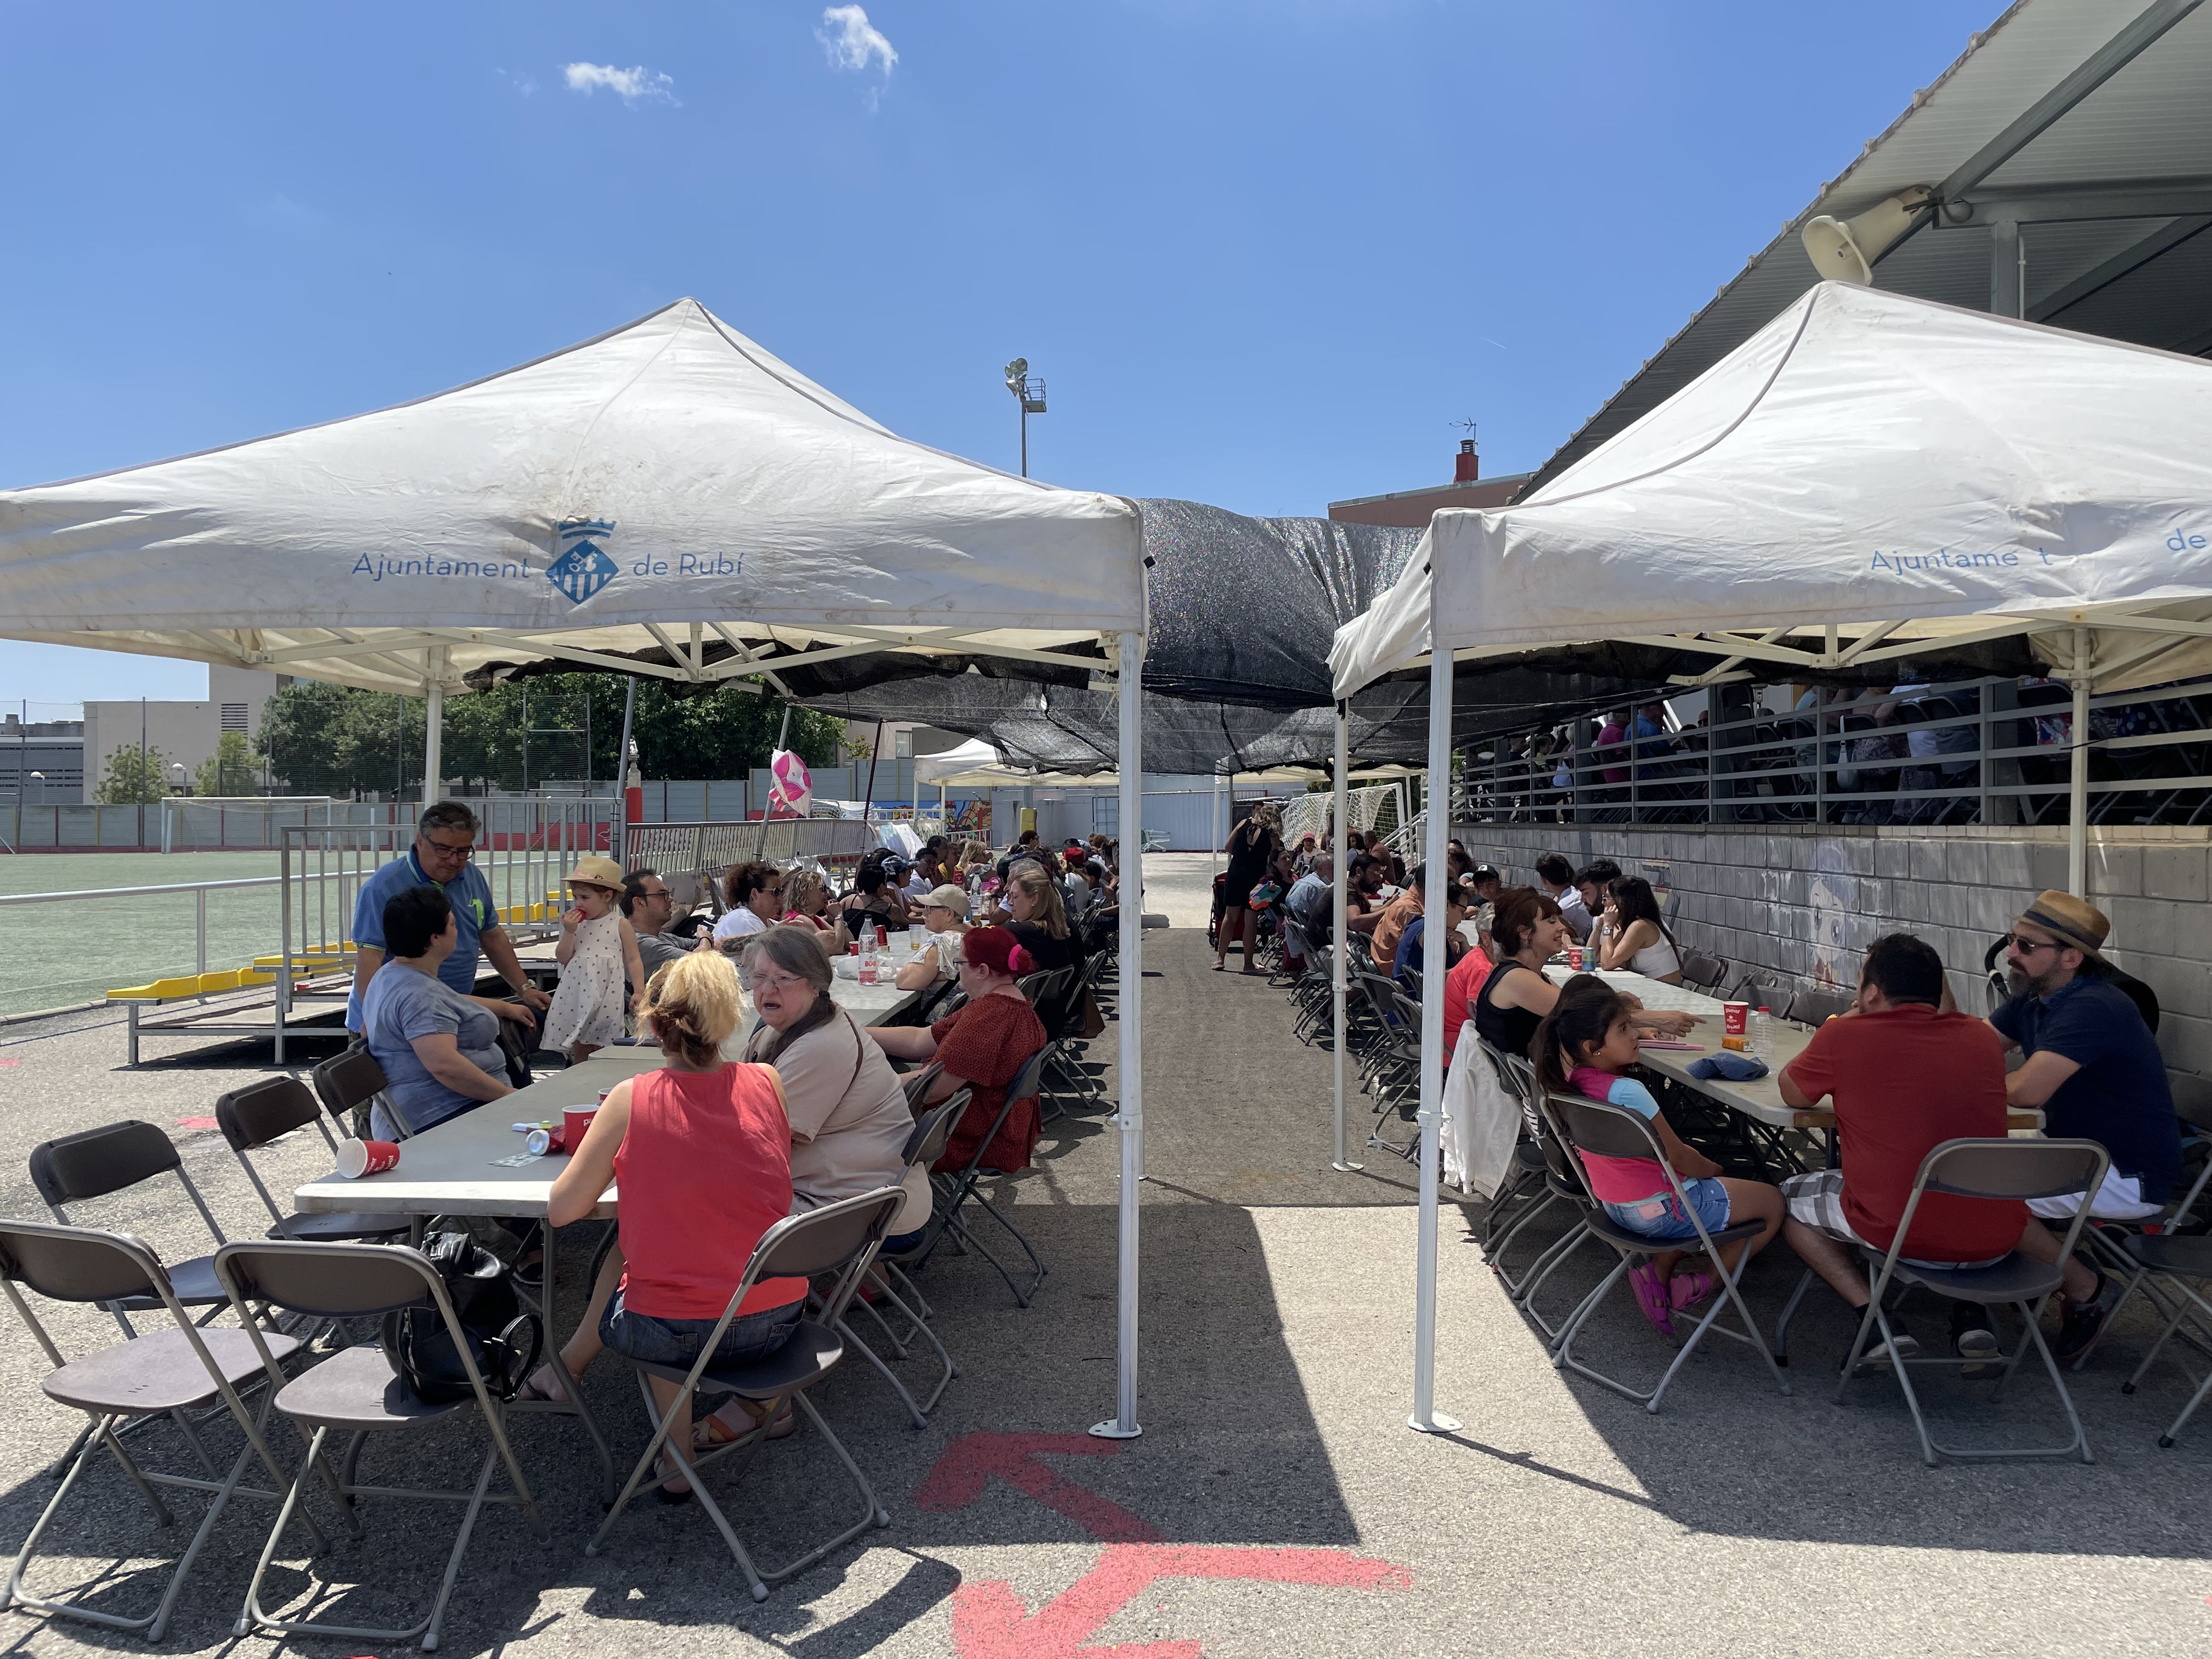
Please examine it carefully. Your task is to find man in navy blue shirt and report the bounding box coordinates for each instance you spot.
[1987,889,2180,1358]
[345,801,552,1034]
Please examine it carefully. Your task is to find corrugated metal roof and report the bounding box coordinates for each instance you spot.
[1525,0,2212,496]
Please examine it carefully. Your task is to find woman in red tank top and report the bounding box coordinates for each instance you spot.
[550,953,805,1499]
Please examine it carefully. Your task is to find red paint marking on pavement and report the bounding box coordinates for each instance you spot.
[952,1542,1412,1659]
[917,1432,1161,1542]
[175,1116,219,1130]
[0,1057,19,1068]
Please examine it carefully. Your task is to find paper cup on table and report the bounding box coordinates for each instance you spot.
[1722,1001,1749,1036]
[1566,946,1585,972]
[336,1139,399,1179]
[563,1106,597,1151]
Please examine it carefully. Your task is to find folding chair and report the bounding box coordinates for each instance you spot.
[1782,986,1853,1028]
[1476,1046,1601,1327]
[0,1218,319,1641]
[1723,969,1787,1010]
[585,1188,904,1600]
[30,1121,235,1332]
[2117,1230,2212,1447]
[833,1099,964,1426]
[2069,1074,2212,1368]
[908,1048,1050,1307]
[1775,1137,2108,1466]
[312,1041,397,1141]
[214,1077,411,1244]
[1540,1089,1790,1413]
[215,1239,547,1652]
[1679,951,1728,994]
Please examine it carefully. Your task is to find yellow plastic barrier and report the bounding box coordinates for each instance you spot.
[196,970,241,994]
[106,983,159,1001]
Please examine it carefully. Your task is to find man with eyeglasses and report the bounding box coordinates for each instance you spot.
[621,867,707,980]
[345,801,554,1034]
[1987,889,2180,1358]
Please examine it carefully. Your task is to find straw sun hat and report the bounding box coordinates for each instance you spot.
[2017,888,2109,960]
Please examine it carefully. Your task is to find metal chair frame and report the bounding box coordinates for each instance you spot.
[1539,1088,1791,1414]
[906,1048,1050,1307]
[836,1099,965,1426]
[0,1218,323,1641]
[1773,1137,2108,1466]
[585,1188,903,1600]
[215,1239,547,1651]
[213,1076,413,1246]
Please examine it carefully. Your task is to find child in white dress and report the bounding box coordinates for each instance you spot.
[543,855,647,1063]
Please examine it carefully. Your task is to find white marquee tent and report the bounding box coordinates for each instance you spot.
[1327,280,2212,1432]
[0,296,1155,1439]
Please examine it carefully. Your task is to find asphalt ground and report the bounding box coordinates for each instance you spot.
[0,851,2203,1656]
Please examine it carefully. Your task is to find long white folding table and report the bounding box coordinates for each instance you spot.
[292,977,923,1496]
[1538,964,2040,1150]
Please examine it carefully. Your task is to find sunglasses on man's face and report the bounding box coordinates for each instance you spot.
[1999,932,2065,956]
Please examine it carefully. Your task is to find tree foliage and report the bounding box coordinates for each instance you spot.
[255,673,843,796]
[194,731,261,796]
[93,744,172,804]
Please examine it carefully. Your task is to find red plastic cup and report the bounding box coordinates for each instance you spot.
[563,1105,597,1152]
[336,1139,399,1178]
[1566,946,1585,972]
[876,924,889,949]
[848,941,860,956]
[1723,1001,1749,1036]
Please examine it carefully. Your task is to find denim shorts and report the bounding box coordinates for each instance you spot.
[1602,1176,1730,1242]
[599,1289,803,1372]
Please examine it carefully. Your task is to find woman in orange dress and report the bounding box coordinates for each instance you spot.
[868,926,1048,1173]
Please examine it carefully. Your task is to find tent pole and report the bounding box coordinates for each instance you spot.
[1332,701,1358,1172]
[2069,626,2090,896]
[1410,646,1459,1434]
[1093,626,1145,1441]
[1214,772,1224,868]
[614,674,637,867]
[422,650,445,812]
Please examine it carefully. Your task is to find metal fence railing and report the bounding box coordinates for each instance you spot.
[1461,673,2212,828]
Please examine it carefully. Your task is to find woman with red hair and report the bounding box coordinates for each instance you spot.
[869,926,1048,1172]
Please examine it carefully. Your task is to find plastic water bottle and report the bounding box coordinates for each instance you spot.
[1752,1006,1773,1060]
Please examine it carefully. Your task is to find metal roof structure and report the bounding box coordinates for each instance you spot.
[1525,0,2212,496]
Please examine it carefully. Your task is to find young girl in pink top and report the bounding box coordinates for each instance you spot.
[1535,984,1782,1335]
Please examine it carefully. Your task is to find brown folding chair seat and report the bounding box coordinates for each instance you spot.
[30,1121,234,1321]
[215,1076,411,1244]
[312,1041,396,1140]
[215,1239,546,1651]
[585,1188,905,1601]
[0,1218,317,1641]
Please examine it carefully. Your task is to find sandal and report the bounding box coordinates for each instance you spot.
[1668,1271,1717,1312]
[1628,1263,1675,1336]
[515,1363,571,1403]
[653,1450,694,1504]
[694,1398,796,1448]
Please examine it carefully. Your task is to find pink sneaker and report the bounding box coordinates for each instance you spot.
[1629,1263,1675,1336]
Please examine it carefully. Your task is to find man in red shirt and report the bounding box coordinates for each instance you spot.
[1777,933,2025,1368]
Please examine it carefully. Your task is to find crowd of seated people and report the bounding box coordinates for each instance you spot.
[1267,838,2190,1371]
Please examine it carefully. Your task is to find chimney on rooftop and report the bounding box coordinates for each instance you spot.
[1453,437,1480,484]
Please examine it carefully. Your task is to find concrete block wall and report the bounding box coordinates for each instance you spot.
[1454,822,2212,1082]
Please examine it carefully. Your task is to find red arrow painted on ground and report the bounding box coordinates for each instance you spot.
[916,1432,1163,1542]
[951,1542,1412,1659]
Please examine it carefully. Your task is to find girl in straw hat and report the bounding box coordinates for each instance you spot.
[544,854,647,1062]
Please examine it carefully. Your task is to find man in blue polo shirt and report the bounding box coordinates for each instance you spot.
[1988,888,2181,1359]
[345,800,552,1033]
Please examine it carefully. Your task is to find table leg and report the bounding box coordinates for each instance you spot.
[509,1222,617,1502]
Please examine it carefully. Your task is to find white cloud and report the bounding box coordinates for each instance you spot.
[496,67,540,97]
[561,62,678,105]
[817,6,897,78]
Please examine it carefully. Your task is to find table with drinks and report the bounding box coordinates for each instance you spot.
[1537,961,2040,1147]
[293,969,930,1497]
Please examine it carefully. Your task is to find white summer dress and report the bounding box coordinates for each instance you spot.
[543,911,629,1049]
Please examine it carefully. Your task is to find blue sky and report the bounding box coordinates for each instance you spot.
[0,0,1995,706]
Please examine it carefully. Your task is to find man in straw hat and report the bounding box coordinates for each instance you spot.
[1988,888,2181,1359]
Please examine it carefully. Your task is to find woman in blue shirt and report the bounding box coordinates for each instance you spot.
[359,887,534,1138]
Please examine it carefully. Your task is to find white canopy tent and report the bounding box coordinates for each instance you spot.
[0,296,1155,1440]
[1327,281,2212,1432]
